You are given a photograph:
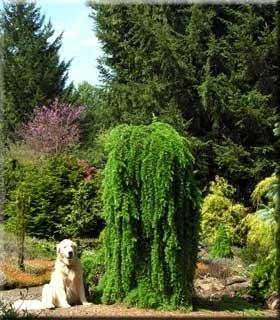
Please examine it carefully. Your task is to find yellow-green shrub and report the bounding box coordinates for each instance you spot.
[241,174,277,300]
[201,176,245,245]
[247,214,275,255]
[242,174,277,261]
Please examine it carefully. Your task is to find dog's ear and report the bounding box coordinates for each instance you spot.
[72,241,77,248]
[72,241,77,253]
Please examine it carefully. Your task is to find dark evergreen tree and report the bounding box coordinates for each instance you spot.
[1,0,72,140]
[89,4,191,132]
[67,81,106,147]
[194,4,278,203]
[89,3,279,204]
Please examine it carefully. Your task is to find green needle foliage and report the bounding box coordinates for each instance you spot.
[101,121,201,310]
[210,224,233,259]
[1,0,72,141]
[90,3,278,205]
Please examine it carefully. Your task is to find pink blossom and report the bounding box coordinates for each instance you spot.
[17,98,84,155]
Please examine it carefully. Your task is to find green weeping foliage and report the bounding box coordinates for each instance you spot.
[101,121,201,310]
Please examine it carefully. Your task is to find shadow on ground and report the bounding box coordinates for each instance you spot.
[193,295,265,313]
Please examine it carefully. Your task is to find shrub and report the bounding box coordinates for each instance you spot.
[242,175,277,300]
[240,214,275,264]
[4,154,104,240]
[0,226,56,260]
[5,155,77,238]
[123,279,169,309]
[201,176,246,245]
[81,248,105,303]
[25,237,56,260]
[249,249,277,301]
[210,224,233,259]
[239,175,277,264]
[14,187,28,271]
[59,169,104,239]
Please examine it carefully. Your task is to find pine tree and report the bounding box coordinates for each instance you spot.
[196,4,278,202]
[89,3,278,204]
[1,0,72,140]
[68,81,105,146]
[89,4,192,132]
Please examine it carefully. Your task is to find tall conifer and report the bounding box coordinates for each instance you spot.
[90,3,278,204]
[1,0,72,140]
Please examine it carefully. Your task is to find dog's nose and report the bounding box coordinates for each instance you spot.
[68,251,73,258]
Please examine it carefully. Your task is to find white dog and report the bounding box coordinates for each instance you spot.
[13,239,91,311]
[42,239,91,309]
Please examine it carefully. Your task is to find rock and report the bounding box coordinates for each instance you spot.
[266,291,280,310]
[194,274,252,300]
[0,272,7,290]
[227,281,249,292]
[195,277,225,298]
[226,275,248,286]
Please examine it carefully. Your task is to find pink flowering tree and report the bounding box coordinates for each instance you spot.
[17,98,85,155]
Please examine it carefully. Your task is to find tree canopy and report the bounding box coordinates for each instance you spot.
[1,0,72,140]
[89,3,279,204]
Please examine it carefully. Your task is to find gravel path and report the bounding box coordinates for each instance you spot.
[0,285,43,304]
[0,286,278,319]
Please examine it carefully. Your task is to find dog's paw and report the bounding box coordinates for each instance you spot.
[82,302,92,306]
[61,303,71,308]
[44,304,55,309]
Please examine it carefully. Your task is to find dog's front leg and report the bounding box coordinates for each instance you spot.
[42,284,55,309]
[55,286,71,308]
[76,275,91,305]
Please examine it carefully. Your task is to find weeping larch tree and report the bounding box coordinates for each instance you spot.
[101,121,201,310]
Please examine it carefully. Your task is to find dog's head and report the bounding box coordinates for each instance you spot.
[57,239,77,266]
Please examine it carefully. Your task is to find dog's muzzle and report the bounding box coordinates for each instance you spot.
[67,251,74,259]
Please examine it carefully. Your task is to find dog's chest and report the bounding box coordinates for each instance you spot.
[64,269,76,287]
[63,269,81,304]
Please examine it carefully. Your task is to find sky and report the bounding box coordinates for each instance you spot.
[38,0,103,87]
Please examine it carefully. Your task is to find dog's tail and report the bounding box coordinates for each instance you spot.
[12,299,44,311]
